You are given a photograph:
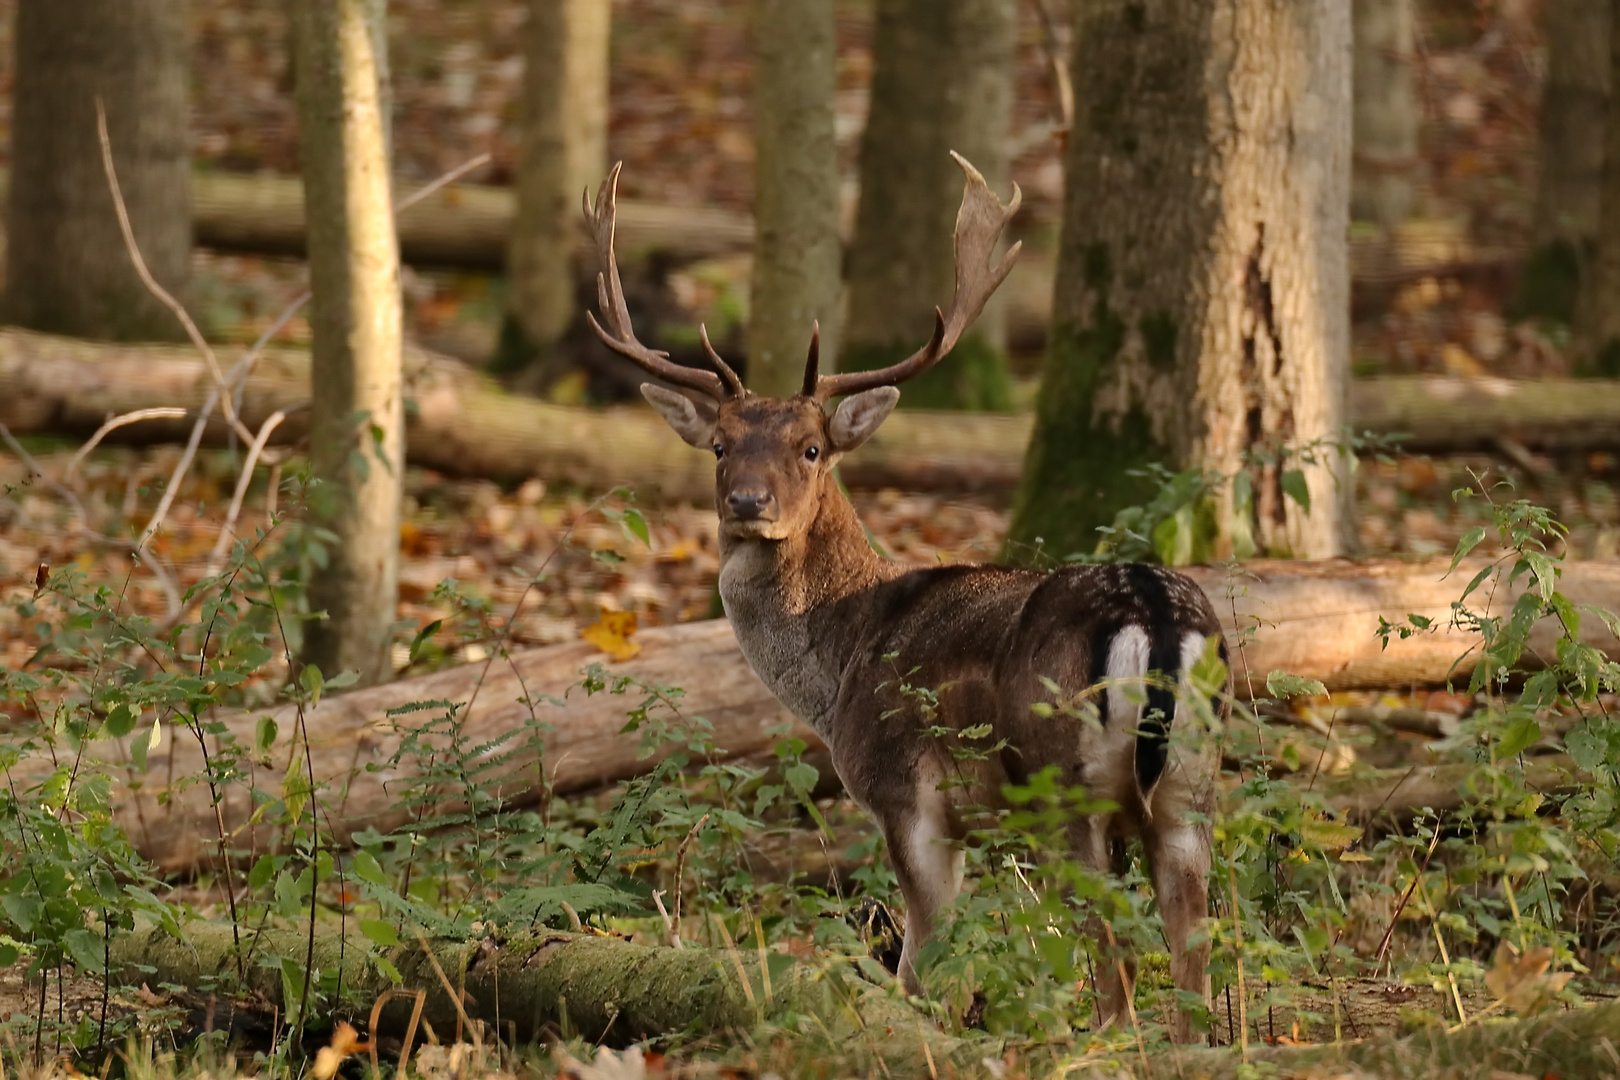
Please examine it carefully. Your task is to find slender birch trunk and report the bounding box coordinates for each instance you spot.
[746,0,842,397]
[293,0,405,686]
[495,0,612,380]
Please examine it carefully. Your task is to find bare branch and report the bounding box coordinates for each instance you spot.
[204,408,290,578]
[65,408,189,483]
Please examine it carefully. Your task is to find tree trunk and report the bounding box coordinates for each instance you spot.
[494,0,611,377]
[6,331,1620,500]
[294,0,406,687]
[840,0,1018,411]
[746,0,842,397]
[1579,3,1620,377]
[1,0,190,341]
[1008,0,1353,561]
[1351,0,1418,228]
[1523,0,1610,325]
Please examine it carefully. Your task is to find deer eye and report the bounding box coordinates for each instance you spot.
[804,446,820,462]
[713,444,725,459]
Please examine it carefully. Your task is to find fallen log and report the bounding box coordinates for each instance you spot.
[5,329,1620,502]
[17,556,1618,875]
[108,921,959,1064]
[0,328,1019,501]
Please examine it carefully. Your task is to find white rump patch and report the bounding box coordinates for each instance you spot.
[1105,624,1151,728]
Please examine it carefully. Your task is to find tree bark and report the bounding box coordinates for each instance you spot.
[1008,0,1353,561]
[1351,0,1419,228]
[294,0,406,687]
[19,555,1616,874]
[1,0,190,341]
[1579,3,1620,377]
[495,0,611,377]
[1523,0,1610,325]
[840,0,1018,410]
[6,332,1620,500]
[746,0,843,397]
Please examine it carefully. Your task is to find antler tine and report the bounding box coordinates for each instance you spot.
[698,323,746,397]
[800,321,821,397]
[583,163,729,399]
[813,152,1022,401]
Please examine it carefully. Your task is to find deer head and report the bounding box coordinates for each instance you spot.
[584,153,1021,539]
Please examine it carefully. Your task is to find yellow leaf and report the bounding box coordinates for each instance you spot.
[312,1022,362,1080]
[1441,343,1485,377]
[582,610,640,661]
[1300,809,1363,853]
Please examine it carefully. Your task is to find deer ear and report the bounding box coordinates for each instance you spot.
[828,387,900,452]
[641,384,718,449]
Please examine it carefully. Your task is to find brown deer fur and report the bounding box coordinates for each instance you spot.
[588,157,1229,1042]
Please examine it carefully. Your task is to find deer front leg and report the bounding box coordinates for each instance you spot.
[1146,817,1212,1044]
[882,783,964,997]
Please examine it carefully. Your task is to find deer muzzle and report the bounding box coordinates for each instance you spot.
[725,489,777,522]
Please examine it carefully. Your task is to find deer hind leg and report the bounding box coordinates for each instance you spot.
[1069,814,1135,1031]
[884,782,964,997]
[1145,816,1212,1043]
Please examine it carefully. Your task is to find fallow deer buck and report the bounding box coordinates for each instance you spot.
[584,153,1228,1041]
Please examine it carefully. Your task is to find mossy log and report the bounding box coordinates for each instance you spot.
[5,329,1620,504]
[106,920,961,1065]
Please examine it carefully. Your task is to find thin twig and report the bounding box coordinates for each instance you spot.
[204,409,290,575]
[65,408,189,482]
[96,99,252,444]
[1374,816,1445,970]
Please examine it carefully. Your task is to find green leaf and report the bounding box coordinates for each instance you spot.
[783,761,819,797]
[1564,723,1614,772]
[408,620,443,663]
[103,703,136,739]
[255,716,278,756]
[621,507,651,547]
[130,716,162,772]
[1497,716,1542,759]
[248,855,277,892]
[2,892,42,934]
[1280,470,1311,514]
[300,664,324,708]
[352,850,390,889]
[1265,671,1327,699]
[63,929,105,973]
[0,943,18,967]
[359,918,399,947]
[1446,526,1486,577]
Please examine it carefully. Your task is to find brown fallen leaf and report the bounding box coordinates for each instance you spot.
[582,609,641,661]
[312,1021,366,1080]
[1484,942,1573,1015]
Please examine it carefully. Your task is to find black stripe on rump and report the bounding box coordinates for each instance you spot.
[1127,565,1181,794]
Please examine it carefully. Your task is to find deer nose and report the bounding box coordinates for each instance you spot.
[726,490,774,520]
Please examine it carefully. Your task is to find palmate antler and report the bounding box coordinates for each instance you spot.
[585,153,1019,402]
[583,163,744,399]
[806,152,1022,401]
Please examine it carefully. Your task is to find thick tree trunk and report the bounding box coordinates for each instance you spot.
[840,0,1018,411]
[20,556,1617,874]
[1524,0,1610,325]
[1351,0,1418,228]
[6,332,1620,500]
[746,0,842,397]
[1579,4,1620,377]
[495,0,611,377]
[294,0,406,686]
[1,0,190,341]
[1009,0,1353,561]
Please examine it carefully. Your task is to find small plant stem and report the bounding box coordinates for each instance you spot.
[1374,816,1444,970]
[1416,877,1467,1025]
[1228,861,1248,1063]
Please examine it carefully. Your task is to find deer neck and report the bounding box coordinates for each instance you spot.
[717,473,897,733]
